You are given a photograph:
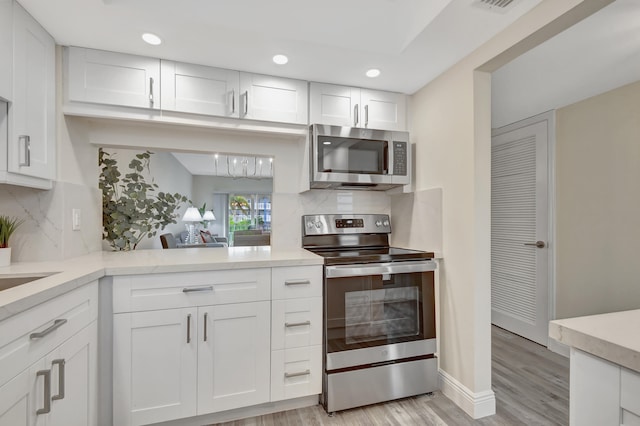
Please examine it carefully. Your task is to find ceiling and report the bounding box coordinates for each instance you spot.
[17,0,542,94]
[172,152,274,178]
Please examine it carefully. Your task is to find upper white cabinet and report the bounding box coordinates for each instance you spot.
[310,82,407,131]
[0,1,56,189]
[66,47,160,110]
[161,61,239,118]
[0,0,12,101]
[240,73,308,125]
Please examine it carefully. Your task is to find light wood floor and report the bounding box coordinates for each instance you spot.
[213,326,570,425]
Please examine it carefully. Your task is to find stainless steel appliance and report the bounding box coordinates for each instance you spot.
[302,214,437,413]
[309,124,411,190]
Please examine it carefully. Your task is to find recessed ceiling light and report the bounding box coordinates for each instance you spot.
[273,54,288,65]
[142,33,162,46]
[366,68,381,78]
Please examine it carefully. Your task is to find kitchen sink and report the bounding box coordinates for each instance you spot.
[0,273,59,292]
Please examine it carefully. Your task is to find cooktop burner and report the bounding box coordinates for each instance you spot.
[308,246,433,265]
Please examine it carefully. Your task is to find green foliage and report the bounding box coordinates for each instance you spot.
[99,148,189,251]
[0,215,24,248]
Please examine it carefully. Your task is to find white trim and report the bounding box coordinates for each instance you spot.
[439,369,496,419]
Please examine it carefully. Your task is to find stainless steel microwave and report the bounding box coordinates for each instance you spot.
[309,124,411,190]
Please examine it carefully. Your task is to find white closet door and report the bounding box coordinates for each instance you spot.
[491,115,550,345]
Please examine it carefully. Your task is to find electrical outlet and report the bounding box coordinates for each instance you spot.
[72,209,81,231]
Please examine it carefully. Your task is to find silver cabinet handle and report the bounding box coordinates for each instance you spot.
[354,104,359,126]
[284,279,310,286]
[524,241,546,248]
[244,90,249,115]
[51,359,65,401]
[18,135,30,167]
[285,321,311,328]
[182,286,213,293]
[203,312,208,342]
[285,369,310,378]
[186,314,192,344]
[365,105,369,127]
[30,319,67,340]
[149,77,154,105]
[36,370,51,415]
[231,89,235,114]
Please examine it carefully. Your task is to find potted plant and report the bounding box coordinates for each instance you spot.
[0,215,24,267]
[99,148,190,251]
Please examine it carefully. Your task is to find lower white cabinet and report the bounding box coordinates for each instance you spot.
[0,283,99,426]
[570,348,640,426]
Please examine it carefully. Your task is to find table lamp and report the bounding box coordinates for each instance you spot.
[182,207,203,244]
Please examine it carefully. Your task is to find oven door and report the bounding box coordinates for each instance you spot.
[324,260,436,371]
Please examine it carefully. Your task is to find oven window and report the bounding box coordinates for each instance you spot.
[317,136,387,174]
[325,271,435,353]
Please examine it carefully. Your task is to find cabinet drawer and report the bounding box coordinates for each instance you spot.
[272,297,322,350]
[622,367,640,417]
[271,345,321,402]
[113,269,271,313]
[271,266,322,300]
[0,281,98,387]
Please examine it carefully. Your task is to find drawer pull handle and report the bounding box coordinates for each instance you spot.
[30,319,67,340]
[285,369,310,378]
[52,359,65,401]
[187,314,192,344]
[285,321,311,328]
[182,286,213,293]
[36,369,51,415]
[284,279,310,286]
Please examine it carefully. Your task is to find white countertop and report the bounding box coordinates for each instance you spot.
[0,247,323,321]
[549,309,640,373]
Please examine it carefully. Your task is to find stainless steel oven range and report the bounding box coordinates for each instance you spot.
[302,214,438,413]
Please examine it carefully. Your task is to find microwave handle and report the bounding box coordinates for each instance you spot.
[353,104,359,127]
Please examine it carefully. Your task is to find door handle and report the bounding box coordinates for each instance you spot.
[52,359,65,401]
[18,135,30,167]
[244,90,249,116]
[36,369,51,415]
[149,77,154,106]
[364,104,369,127]
[354,104,359,126]
[524,241,546,248]
[231,89,235,114]
[186,314,192,344]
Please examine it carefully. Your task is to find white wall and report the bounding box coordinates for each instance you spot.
[403,0,614,418]
[556,79,640,319]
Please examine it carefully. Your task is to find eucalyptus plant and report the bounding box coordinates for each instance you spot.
[99,148,189,251]
[0,215,24,248]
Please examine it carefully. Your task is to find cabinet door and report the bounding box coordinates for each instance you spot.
[0,0,11,101]
[0,368,35,426]
[66,47,160,110]
[360,89,406,131]
[9,2,55,180]
[309,83,359,127]
[46,322,97,426]
[240,73,308,125]
[271,345,322,402]
[161,61,239,118]
[197,302,270,414]
[113,309,197,426]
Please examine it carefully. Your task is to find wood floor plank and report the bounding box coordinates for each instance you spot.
[211,326,569,425]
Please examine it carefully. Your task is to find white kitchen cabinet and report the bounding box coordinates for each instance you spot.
[66,47,160,110]
[0,0,12,101]
[197,302,270,414]
[270,266,322,402]
[239,73,308,125]
[1,1,55,187]
[310,82,407,131]
[161,61,239,118]
[112,270,272,426]
[0,282,98,426]
[113,308,198,426]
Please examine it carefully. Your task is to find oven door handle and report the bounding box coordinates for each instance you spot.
[325,260,436,278]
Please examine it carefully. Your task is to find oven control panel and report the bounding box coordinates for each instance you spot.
[302,214,391,235]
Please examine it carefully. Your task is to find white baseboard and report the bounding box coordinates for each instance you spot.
[547,338,570,358]
[439,369,496,419]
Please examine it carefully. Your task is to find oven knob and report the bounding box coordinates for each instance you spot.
[383,220,390,227]
[306,221,314,229]
[375,220,382,227]
[315,221,322,229]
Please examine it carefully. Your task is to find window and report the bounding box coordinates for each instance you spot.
[228,193,271,246]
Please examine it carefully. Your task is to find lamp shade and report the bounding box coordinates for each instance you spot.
[202,210,216,221]
[182,207,202,222]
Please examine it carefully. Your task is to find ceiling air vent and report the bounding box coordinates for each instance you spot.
[472,0,520,13]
